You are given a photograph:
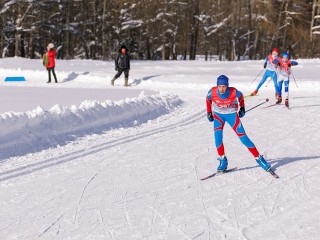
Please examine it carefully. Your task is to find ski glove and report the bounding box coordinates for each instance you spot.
[263,63,267,68]
[207,112,214,122]
[238,107,245,118]
[272,59,280,64]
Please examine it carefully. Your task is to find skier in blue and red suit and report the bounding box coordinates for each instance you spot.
[206,75,271,172]
[272,52,298,107]
[251,48,280,98]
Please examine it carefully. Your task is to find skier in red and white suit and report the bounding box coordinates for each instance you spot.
[272,52,298,107]
[206,75,271,172]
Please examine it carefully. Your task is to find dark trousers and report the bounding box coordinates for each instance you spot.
[114,69,129,79]
[47,67,58,83]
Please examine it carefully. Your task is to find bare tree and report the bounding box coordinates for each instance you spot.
[311,0,320,39]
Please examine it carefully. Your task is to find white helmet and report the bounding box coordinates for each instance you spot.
[48,43,54,49]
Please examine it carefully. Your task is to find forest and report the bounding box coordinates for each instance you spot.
[1,0,320,61]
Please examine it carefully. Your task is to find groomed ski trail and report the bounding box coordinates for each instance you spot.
[1,78,320,239]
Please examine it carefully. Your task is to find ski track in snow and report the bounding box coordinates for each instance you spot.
[1,58,320,240]
[0,105,203,182]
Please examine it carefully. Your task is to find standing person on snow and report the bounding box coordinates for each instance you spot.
[251,48,280,98]
[206,75,271,173]
[45,43,58,83]
[273,52,298,107]
[111,45,130,87]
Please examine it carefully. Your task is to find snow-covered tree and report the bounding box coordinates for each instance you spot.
[0,0,320,59]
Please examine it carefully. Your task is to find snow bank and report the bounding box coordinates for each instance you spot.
[0,92,183,159]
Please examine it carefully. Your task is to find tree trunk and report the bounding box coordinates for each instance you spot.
[253,31,260,59]
[271,0,287,48]
[15,12,22,57]
[29,31,35,59]
[20,32,25,57]
[247,0,253,59]
[189,0,199,60]
[102,0,107,60]
[162,34,166,60]
[146,38,151,60]
[311,0,318,41]
[310,0,320,57]
[14,29,20,57]
[281,2,289,50]
[172,26,178,60]
[162,0,167,60]
[230,0,240,61]
[65,0,72,59]
[231,39,236,61]
[28,13,34,59]
[218,34,222,61]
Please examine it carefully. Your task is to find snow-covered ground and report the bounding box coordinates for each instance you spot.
[0,57,320,240]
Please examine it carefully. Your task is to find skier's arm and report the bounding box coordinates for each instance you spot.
[128,54,130,70]
[236,90,245,118]
[206,89,214,122]
[272,59,280,65]
[206,89,213,112]
[236,90,245,107]
[264,57,268,68]
[115,54,119,70]
[290,60,298,66]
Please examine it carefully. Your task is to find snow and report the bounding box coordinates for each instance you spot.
[206,17,230,36]
[1,57,320,239]
[121,20,144,30]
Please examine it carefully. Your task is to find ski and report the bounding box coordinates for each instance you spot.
[244,94,259,98]
[262,103,280,108]
[200,167,237,181]
[268,168,279,178]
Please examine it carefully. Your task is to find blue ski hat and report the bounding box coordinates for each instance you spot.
[282,52,289,58]
[217,75,229,86]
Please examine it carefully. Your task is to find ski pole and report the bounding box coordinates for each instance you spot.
[290,69,298,88]
[246,98,269,113]
[251,69,265,84]
[265,77,272,87]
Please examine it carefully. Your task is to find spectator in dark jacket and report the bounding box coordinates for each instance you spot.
[45,43,58,83]
[111,45,130,87]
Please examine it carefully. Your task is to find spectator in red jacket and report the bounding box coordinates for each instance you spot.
[46,43,58,83]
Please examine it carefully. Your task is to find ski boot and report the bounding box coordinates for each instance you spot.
[111,77,116,86]
[256,155,271,171]
[251,90,258,96]
[276,96,282,104]
[285,99,289,107]
[217,155,228,172]
[124,77,129,87]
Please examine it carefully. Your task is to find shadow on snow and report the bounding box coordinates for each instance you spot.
[131,74,161,86]
[236,155,320,172]
[62,71,90,82]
